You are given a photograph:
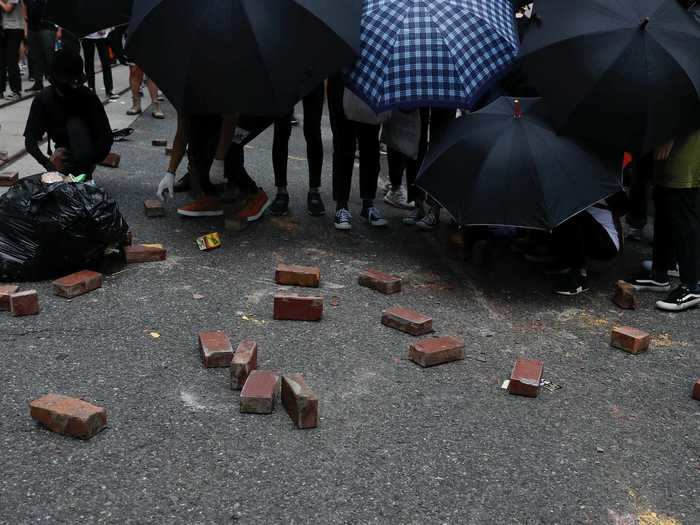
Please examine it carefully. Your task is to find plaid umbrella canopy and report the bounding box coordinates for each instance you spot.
[345,0,520,112]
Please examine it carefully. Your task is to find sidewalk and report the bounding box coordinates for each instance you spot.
[0,65,146,188]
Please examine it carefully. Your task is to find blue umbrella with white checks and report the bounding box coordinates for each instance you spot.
[346,0,520,113]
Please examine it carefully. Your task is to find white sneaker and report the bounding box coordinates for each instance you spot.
[642,260,680,279]
[416,208,440,231]
[334,208,352,231]
[403,206,425,226]
[4,92,21,101]
[361,206,388,227]
[383,187,413,210]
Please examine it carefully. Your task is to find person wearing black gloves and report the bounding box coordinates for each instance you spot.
[23,50,112,177]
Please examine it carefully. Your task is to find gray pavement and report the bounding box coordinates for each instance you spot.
[0,102,698,525]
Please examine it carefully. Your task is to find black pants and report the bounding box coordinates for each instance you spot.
[187,114,257,196]
[626,153,653,229]
[28,29,55,86]
[0,28,23,95]
[387,107,454,205]
[272,83,324,189]
[327,74,380,205]
[81,38,113,94]
[652,187,700,288]
[552,211,619,270]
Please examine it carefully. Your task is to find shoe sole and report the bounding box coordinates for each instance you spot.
[177,210,224,217]
[656,298,700,312]
[334,223,352,230]
[554,287,589,296]
[362,217,388,227]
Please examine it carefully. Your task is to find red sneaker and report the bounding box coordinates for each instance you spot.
[238,189,271,222]
[177,195,224,217]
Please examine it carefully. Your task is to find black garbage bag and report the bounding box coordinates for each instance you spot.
[0,176,129,282]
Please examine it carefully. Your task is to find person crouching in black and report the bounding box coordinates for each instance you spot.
[24,50,112,178]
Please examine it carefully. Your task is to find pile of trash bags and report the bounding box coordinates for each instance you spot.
[0,175,129,282]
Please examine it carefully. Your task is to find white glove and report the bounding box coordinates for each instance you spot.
[157,172,175,201]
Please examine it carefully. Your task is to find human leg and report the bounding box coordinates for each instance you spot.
[81,39,97,91]
[95,39,113,95]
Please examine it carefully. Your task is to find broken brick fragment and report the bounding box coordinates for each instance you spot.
[125,244,166,264]
[53,270,103,299]
[408,336,464,367]
[273,293,323,321]
[10,290,39,316]
[381,306,433,336]
[508,358,544,398]
[29,394,107,440]
[611,326,650,354]
[275,264,321,288]
[0,284,19,311]
[240,370,280,414]
[231,340,257,390]
[144,199,166,218]
[612,280,639,310]
[358,269,401,295]
[199,331,234,368]
[281,374,318,429]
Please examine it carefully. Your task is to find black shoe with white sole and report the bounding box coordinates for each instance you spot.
[623,272,671,292]
[554,270,589,296]
[656,286,700,312]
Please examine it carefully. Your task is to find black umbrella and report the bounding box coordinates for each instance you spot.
[416,98,623,231]
[126,0,361,115]
[45,0,132,37]
[518,0,700,153]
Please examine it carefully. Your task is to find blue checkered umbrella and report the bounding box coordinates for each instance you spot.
[346,0,520,112]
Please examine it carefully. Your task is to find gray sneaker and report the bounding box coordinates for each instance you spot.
[383,186,413,210]
[416,208,440,231]
[403,206,425,226]
[361,206,388,227]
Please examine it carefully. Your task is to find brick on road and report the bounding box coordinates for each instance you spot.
[152,139,168,147]
[381,306,433,336]
[0,284,19,311]
[30,394,107,440]
[408,336,464,367]
[199,331,234,368]
[240,370,280,414]
[10,290,40,316]
[693,380,700,401]
[612,281,639,310]
[508,359,544,398]
[125,244,167,264]
[281,374,318,429]
[273,293,323,321]
[611,326,650,354]
[144,199,166,218]
[231,340,257,390]
[100,152,121,168]
[0,171,18,187]
[53,270,103,299]
[358,269,402,295]
[275,263,321,288]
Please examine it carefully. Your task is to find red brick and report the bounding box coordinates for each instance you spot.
[0,284,19,311]
[0,171,18,187]
[125,244,166,263]
[240,370,280,414]
[152,139,168,147]
[10,290,39,316]
[612,281,639,310]
[408,336,464,367]
[231,340,257,390]
[275,263,321,288]
[358,269,401,295]
[52,270,103,299]
[693,379,700,401]
[281,374,318,429]
[611,326,650,354]
[273,293,323,321]
[30,394,107,440]
[100,152,121,168]
[198,331,234,368]
[144,199,165,218]
[382,306,433,336]
[508,359,544,398]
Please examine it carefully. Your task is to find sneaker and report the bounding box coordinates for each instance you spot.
[4,92,21,101]
[270,192,290,216]
[126,105,142,116]
[361,206,388,227]
[177,195,224,217]
[307,192,326,217]
[641,260,680,279]
[108,92,120,101]
[554,270,589,296]
[384,187,412,210]
[656,286,700,312]
[416,208,440,231]
[626,226,644,242]
[623,272,672,292]
[152,109,165,120]
[334,208,352,231]
[238,189,271,222]
[403,206,425,226]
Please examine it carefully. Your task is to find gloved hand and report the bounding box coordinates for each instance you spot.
[157,172,175,201]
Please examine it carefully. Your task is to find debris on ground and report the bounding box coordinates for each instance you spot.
[611,326,651,354]
[358,268,402,295]
[507,359,544,398]
[408,336,465,367]
[29,393,107,440]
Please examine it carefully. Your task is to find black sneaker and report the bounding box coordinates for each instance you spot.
[623,272,671,292]
[307,192,325,216]
[554,270,589,296]
[269,192,290,216]
[656,286,700,312]
[334,208,352,231]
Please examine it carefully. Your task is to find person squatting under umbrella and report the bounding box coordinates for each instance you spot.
[24,50,113,178]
